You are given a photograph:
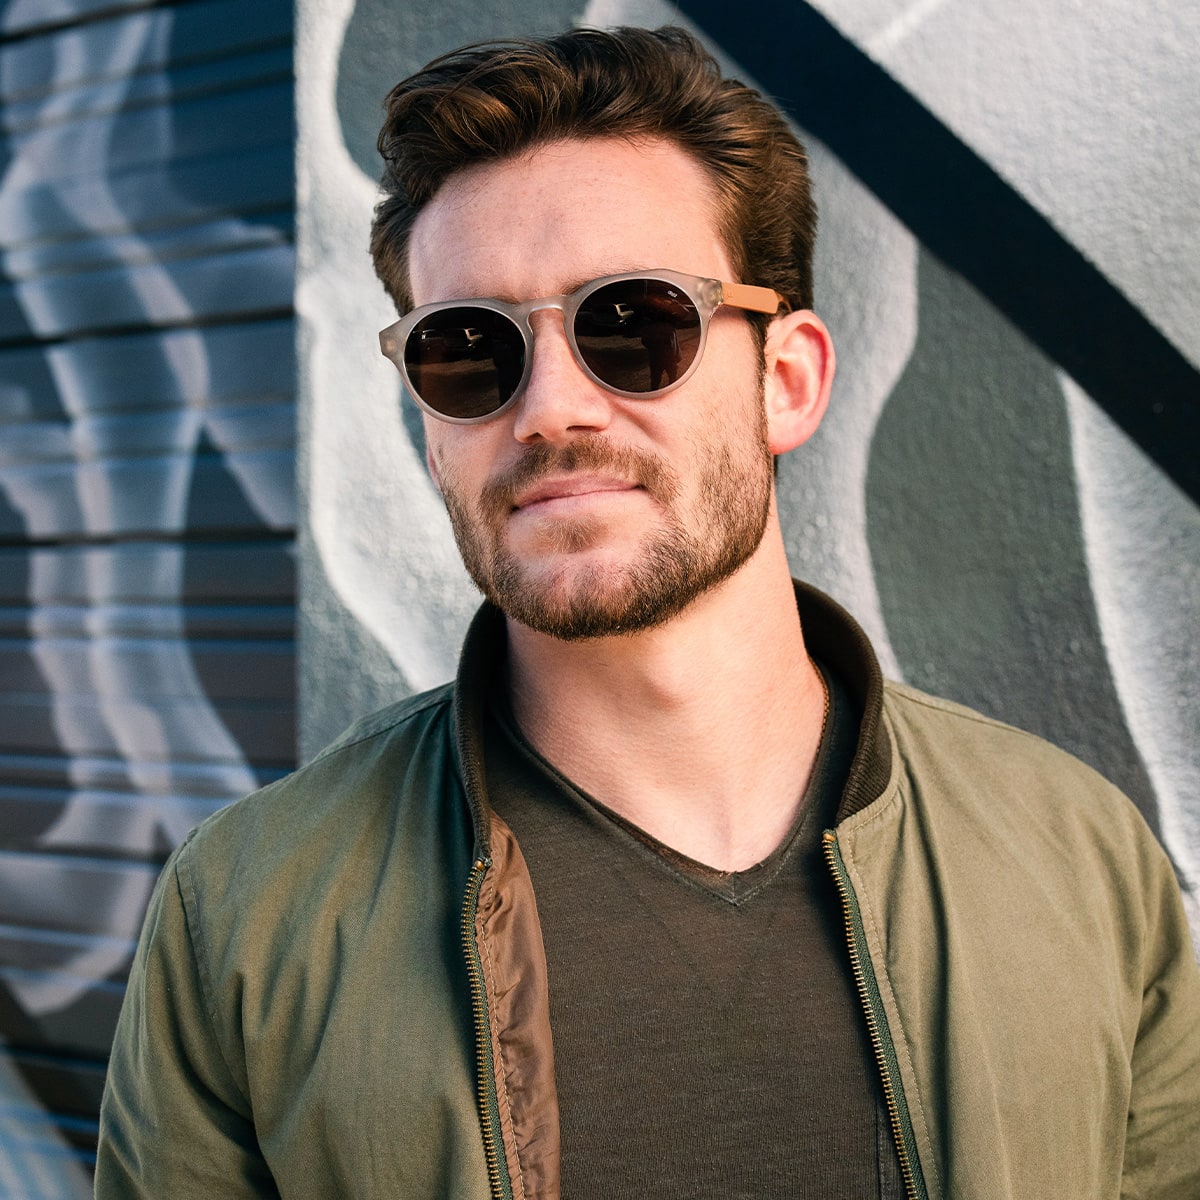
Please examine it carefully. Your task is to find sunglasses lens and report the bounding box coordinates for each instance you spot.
[573,278,702,394]
[404,307,525,420]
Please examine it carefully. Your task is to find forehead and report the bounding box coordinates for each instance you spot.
[407,137,734,305]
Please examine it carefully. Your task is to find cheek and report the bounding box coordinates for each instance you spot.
[425,426,505,508]
[422,418,445,491]
[693,363,768,455]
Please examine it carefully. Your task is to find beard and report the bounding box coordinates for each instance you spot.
[436,408,773,641]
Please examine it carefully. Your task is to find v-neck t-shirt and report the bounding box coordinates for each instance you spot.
[484,666,905,1199]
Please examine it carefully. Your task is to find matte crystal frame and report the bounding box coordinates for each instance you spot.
[378,268,787,425]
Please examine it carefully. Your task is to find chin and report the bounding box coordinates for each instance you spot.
[488,536,758,643]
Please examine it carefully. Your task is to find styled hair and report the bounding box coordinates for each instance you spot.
[371,26,816,320]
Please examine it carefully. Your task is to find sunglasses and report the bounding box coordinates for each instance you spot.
[378,268,787,424]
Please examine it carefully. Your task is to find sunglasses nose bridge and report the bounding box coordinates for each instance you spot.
[507,294,619,442]
[520,294,579,362]
[522,295,570,329]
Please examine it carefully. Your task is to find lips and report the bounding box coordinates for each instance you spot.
[478,435,679,522]
[512,474,640,510]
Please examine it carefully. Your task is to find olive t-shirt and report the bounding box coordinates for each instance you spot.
[485,667,905,1199]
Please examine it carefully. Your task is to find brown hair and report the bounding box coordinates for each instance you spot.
[371,26,816,321]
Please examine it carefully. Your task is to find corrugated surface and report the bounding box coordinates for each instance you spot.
[0,0,295,1189]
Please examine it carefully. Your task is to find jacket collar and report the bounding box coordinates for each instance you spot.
[452,580,894,856]
[790,580,893,822]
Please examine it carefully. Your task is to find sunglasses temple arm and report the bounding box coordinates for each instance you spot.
[721,281,790,315]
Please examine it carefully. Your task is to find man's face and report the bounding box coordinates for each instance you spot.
[407,137,775,640]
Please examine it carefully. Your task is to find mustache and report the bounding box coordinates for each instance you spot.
[479,436,679,519]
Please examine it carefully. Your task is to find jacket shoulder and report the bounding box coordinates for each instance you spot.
[876,678,1171,887]
[882,679,1131,801]
[309,682,457,763]
[173,682,467,937]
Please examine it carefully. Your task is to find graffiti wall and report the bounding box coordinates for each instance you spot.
[298,0,1199,939]
[0,0,1193,1191]
[0,0,295,1190]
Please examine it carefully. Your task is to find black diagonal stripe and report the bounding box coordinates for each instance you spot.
[674,0,1199,502]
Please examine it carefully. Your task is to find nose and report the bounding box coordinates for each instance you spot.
[510,310,615,444]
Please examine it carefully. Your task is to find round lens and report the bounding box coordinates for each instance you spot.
[404,307,525,420]
[573,279,702,394]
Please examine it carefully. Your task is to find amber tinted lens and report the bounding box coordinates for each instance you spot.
[403,307,525,419]
[573,278,702,394]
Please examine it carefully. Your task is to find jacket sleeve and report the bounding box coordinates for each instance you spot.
[94,843,279,1198]
[1122,850,1200,1200]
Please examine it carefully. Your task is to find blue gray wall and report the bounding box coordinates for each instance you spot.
[0,0,294,1190]
[300,0,1198,934]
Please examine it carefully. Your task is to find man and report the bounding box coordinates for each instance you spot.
[96,26,1200,1200]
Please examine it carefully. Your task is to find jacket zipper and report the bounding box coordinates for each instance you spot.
[823,831,929,1200]
[461,857,515,1200]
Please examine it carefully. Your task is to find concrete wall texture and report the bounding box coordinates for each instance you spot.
[299,0,1199,944]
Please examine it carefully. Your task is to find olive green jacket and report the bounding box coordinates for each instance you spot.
[95,585,1200,1199]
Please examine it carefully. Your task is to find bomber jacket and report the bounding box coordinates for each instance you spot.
[95,583,1200,1199]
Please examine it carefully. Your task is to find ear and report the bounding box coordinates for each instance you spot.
[762,309,835,455]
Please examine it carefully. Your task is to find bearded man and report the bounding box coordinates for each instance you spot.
[96,26,1200,1200]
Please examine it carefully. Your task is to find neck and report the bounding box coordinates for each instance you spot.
[505,522,828,871]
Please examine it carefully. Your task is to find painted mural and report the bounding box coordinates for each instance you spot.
[0,0,295,1190]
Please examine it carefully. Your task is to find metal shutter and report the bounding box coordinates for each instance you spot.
[0,0,295,1188]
